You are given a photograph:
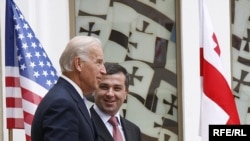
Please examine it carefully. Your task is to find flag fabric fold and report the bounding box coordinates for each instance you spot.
[5,0,59,140]
[199,0,240,141]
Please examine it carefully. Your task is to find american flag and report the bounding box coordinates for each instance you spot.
[5,0,59,140]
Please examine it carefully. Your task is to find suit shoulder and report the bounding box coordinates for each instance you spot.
[121,117,140,129]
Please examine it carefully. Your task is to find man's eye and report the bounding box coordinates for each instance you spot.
[99,85,108,89]
[96,60,103,66]
[114,87,122,91]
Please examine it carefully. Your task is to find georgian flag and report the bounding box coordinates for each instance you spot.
[199,0,240,141]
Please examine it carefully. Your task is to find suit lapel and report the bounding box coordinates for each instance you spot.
[77,98,94,130]
[120,118,132,141]
[90,106,114,141]
[79,99,91,120]
[59,78,95,136]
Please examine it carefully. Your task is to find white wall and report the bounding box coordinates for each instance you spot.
[180,0,201,140]
[0,0,231,141]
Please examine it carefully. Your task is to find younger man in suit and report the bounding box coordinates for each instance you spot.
[90,62,141,141]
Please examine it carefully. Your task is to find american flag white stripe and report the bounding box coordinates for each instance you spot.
[20,76,49,98]
[6,87,21,98]
[5,66,19,77]
[24,122,31,137]
[22,98,39,114]
[6,108,23,118]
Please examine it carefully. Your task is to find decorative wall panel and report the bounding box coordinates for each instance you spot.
[71,0,181,140]
[231,0,250,124]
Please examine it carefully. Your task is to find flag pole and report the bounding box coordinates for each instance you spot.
[8,129,13,141]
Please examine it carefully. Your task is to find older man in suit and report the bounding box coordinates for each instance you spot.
[31,36,106,141]
[90,62,141,141]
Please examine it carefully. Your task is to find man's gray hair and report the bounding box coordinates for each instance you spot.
[59,36,102,72]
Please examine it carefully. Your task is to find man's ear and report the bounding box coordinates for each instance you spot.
[74,57,82,71]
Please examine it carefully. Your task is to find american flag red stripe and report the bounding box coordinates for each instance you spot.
[6,118,24,129]
[5,67,24,129]
[6,77,20,87]
[5,0,59,140]
[22,88,43,105]
[6,98,22,107]
[23,111,34,125]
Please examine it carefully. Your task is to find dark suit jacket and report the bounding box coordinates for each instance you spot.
[90,106,141,141]
[31,77,98,141]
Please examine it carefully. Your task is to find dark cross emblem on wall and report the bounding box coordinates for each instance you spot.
[242,28,250,51]
[233,70,250,93]
[163,94,177,115]
[129,66,143,86]
[79,22,100,36]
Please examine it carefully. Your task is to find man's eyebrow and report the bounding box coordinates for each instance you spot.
[99,83,108,86]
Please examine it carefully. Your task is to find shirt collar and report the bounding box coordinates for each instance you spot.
[60,75,85,100]
[93,104,121,125]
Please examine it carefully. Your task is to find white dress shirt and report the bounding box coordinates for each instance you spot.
[93,104,126,141]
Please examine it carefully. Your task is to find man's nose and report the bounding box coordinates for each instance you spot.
[106,88,115,96]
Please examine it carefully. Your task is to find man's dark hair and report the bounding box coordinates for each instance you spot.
[104,62,130,90]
